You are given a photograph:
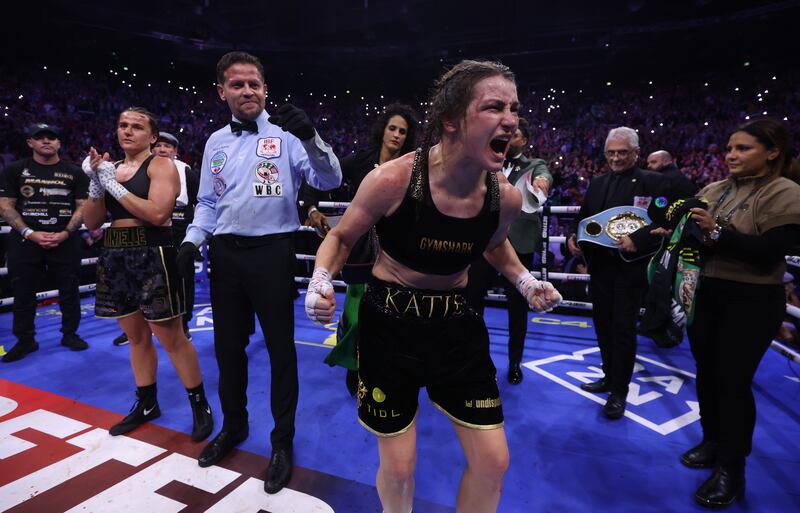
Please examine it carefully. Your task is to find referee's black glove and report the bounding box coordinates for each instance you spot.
[176,242,199,277]
[268,103,316,141]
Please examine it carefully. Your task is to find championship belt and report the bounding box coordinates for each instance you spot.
[577,206,651,248]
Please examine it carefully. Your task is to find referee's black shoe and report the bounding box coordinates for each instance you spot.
[264,447,293,494]
[198,427,249,467]
[190,397,214,442]
[2,339,39,363]
[112,333,130,346]
[110,397,161,436]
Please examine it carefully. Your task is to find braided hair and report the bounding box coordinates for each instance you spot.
[418,60,516,173]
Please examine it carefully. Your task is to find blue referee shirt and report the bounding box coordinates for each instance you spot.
[185,110,342,246]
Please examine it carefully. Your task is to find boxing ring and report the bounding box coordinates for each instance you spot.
[3,202,798,363]
[1,204,800,513]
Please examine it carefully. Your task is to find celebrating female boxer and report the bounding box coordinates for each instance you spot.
[306,60,561,513]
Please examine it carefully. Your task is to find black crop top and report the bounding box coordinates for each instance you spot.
[376,149,501,275]
[106,155,154,221]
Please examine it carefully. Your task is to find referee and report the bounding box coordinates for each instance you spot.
[179,51,341,493]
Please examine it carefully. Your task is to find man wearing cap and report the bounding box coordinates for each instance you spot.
[467,117,552,385]
[110,131,199,347]
[0,123,90,362]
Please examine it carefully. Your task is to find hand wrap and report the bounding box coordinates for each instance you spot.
[305,267,334,325]
[97,161,129,200]
[515,271,562,312]
[81,156,105,199]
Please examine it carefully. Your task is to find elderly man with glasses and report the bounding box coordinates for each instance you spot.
[567,127,668,419]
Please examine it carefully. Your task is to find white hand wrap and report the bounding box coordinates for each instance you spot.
[81,155,97,180]
[515,271,562,312]
[515,271,543,305]
[305,267,333,325]
[96,161,129,200]
[539,281,563,312]
[81,156,105,198]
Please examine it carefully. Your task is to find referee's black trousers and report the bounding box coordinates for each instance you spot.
[7,232,82,341]
[687,277,784,465]
[210,233,297,450]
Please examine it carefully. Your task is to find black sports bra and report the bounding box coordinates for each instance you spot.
[376,149,500,275]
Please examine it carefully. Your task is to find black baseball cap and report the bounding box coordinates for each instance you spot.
[27,123,60,139]
[157,131,179,147]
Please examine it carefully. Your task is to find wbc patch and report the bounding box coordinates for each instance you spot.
[253,161,282,197]
[257,137,281,158]
[210,151,227,175]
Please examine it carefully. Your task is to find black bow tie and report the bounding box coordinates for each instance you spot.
[230,120,258,135]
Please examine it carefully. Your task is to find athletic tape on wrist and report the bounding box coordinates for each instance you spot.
[305,267,333,325]
[97,161,129,200]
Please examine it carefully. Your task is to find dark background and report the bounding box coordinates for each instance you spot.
[5,0,799,95]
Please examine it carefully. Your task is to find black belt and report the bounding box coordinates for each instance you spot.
[216,232,291,248]
[104,226,173,248]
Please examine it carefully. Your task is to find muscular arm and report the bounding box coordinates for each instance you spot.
[314,154,410,275]
[65,198,86,233]
[82,196,107,231]
[116,157,179,226]
[0,197,27,233]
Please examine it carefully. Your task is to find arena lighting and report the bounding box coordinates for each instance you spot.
[735,87,739,91]
[606,82,611,86]
[43,66,47,70]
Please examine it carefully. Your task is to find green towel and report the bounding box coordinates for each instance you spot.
[323,283,365,370]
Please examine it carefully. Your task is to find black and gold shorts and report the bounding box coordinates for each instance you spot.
[357,279,503,436]
[94,226,185,321]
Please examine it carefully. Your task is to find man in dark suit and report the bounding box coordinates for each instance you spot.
[647,150,698,199]
[567,127,667,419]
[468,118,552,385]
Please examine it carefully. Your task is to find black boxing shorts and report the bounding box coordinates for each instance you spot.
[94,226,185,321]
[356,279,503,436]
